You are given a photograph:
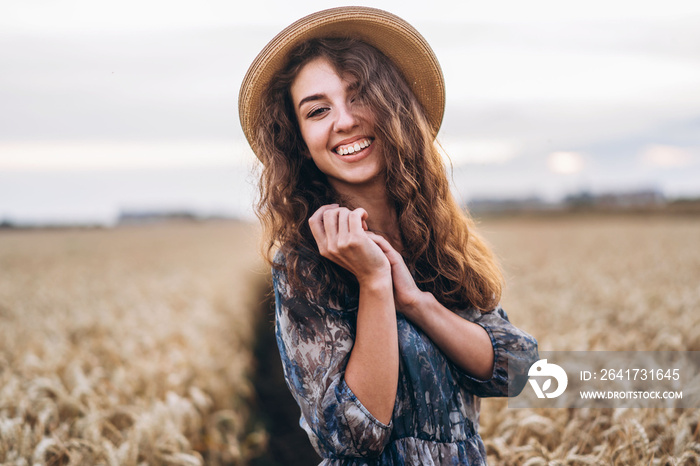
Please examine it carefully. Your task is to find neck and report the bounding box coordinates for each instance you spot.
[332,178,401,249]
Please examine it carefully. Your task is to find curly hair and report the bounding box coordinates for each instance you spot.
[253,37,503,312]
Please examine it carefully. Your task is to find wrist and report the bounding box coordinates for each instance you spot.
[402,291,435,322]
[357,267,393,292]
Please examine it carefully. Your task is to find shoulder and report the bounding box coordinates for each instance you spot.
[452,301,509,323]
[271,245,315,287]
[273,243,317,267]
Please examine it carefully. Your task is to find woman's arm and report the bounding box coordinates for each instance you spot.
[344,272,397,424]
[273,259,393,458]
[370,232,538,391]
[402,291,494,380]
[308,205,399,425]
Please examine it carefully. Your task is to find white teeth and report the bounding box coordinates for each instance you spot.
[336,138,372,155]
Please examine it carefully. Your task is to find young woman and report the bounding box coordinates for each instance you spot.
[239,7,538,465]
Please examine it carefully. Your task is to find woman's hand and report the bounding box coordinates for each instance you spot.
[310,204,399,424]
[367,232,426,317]
[370,232,495,380]
[309,204,391,285]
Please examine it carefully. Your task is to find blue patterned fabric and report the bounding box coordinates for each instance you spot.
[272,250,538,465]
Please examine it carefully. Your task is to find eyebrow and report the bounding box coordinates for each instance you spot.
[296,81,360,110]
[297,93,326,110]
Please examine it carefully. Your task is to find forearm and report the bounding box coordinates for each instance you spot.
[344,275,399,425]
[405,292,494,381]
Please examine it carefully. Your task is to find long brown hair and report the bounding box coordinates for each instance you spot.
[253,37,503,312]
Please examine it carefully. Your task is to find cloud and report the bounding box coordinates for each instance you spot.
[0,140,256,170]
[547,151,585,174]
[2,0,700,204]
[5,0,700,34]
[439,138,519,165]
[640,144,697,168]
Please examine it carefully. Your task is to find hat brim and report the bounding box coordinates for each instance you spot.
[238,6,445,158]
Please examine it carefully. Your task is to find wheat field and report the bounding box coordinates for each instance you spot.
[0,221,267,465]
[1,215,699,465]
[478,214,700,465]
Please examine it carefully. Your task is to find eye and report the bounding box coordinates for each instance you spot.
[349,89,366,106]
[307,106,329,118]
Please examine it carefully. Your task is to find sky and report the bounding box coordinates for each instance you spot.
[1,0,699,224]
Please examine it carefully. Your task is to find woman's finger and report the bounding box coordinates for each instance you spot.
[323,207,340,247]
[309,215,327,250]
[309,204,339,232]
[367,231,398,257]
[309,204,339,250]
[367,231,392,251]
[336,208,351,250]
[349,208,368,235]
[337,208,350,234]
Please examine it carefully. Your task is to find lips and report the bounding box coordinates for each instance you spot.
[333,137,374,155]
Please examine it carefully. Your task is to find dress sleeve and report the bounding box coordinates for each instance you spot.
[271,259,393,459]
[451,305,539,398]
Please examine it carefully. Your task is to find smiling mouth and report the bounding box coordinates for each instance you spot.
[333,138,373,155]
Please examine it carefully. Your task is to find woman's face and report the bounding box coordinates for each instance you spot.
[290,57,383,195]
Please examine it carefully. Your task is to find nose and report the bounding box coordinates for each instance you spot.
[333,103,359,133]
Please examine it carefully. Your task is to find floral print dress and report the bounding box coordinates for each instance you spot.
[272,250,538,465]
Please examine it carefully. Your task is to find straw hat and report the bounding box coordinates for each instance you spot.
[238,6,445,158]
